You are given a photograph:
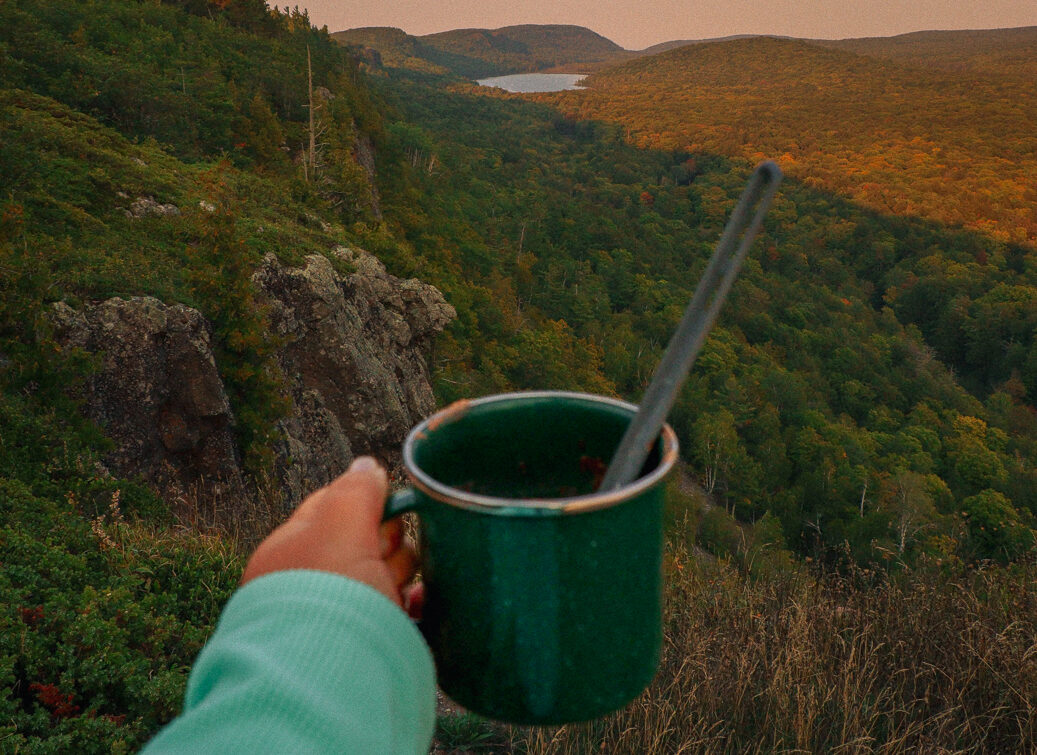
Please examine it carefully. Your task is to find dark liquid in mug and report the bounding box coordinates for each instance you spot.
[456,453,606,499]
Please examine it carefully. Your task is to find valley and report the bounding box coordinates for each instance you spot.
[1,3,1035,751]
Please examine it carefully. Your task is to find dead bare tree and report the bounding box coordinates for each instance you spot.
[306,45,314,181]
[302,46,327,183]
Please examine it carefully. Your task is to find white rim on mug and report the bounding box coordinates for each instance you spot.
[401,391,679,515]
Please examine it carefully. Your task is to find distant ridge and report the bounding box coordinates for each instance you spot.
[424,23,622,59]
[333,23,629,78]
[813,26,1037,76]
[638,34,792,56]
[583,36,888,90]
[334,22,1037,82]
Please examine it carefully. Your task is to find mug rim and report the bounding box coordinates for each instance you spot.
[401,390,679,516]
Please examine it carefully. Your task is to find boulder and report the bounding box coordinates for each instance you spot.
[50,297,244,504]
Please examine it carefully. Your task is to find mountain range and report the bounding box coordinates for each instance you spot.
[333,23,1037,79]
[332,23,629,77]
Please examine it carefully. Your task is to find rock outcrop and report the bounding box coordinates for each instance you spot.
[352,134,382,219]
[254,247,455,505]
[50,297,244,503]
[52,247,455,511]
[123,196,181,218]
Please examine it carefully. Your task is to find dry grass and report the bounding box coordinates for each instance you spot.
[485,548,1037,754]
[165,469,288,552]
[165,471,1037,754]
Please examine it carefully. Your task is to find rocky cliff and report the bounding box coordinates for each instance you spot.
[256,246,454,505]
[51,247,454,512]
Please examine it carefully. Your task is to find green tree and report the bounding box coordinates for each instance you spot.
[236,92,287,169]
[961,489,1036,563]
[690,409,739,499]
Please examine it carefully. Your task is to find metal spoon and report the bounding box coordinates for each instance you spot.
[598,160,783,492]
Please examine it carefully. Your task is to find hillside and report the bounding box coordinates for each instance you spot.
[424,24,626,73]
[381,64,1037,558]
[331,26,453,74]
[0,0,435,748]
[639,34,770,56]
[816,26,1037,77]
[362,71,1037,747]
[335,23,629,77]
[539,31,1037,435]
[548,34,1037,246]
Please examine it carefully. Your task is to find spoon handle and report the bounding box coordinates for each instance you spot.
[598,161,783,492]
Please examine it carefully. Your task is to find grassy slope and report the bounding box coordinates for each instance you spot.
[498,552,1037,753]
[1,89,341,303]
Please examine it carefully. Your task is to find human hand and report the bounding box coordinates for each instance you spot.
[241,456,420,611]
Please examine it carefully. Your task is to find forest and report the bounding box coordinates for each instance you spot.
[376,67,1036,566]
[1,1,1034,750]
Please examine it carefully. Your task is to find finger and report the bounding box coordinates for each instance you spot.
[328,456,389,529]
[403,582,425,621]
[379,518,403,559]
[304,457,389,551]
[384,539,418,589]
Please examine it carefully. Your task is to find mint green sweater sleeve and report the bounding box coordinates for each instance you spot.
[143,570,436,754]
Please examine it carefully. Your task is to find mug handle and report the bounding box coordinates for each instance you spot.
[383,487,421,522]
[382,488,427,635]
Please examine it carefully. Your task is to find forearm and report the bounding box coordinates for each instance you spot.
[143,570,436,754]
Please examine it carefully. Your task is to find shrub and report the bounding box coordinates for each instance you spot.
[0,478,241,752]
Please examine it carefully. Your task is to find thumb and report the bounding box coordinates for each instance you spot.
[240,456,394,587]
[300,456,390,547]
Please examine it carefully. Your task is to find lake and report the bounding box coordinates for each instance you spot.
[475,73,587,93]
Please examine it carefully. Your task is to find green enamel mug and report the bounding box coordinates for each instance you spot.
[384,391,679,724]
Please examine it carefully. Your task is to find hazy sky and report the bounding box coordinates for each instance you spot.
[297,0,1037,50]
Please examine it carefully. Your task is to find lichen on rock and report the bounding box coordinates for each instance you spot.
[124,196,181,218]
